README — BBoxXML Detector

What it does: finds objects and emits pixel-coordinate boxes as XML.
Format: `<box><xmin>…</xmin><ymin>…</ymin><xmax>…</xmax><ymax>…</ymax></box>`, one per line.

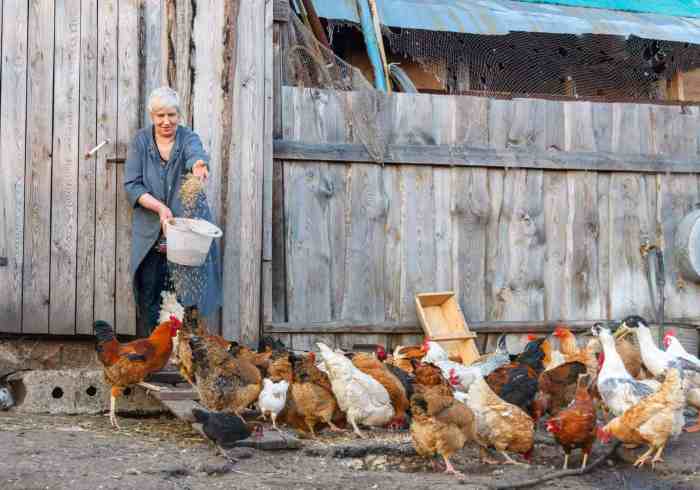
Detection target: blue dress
<box><xmin>123</xmin><ymin>125</ymin><xmax>222</xmax><ymax>335</ymax></box>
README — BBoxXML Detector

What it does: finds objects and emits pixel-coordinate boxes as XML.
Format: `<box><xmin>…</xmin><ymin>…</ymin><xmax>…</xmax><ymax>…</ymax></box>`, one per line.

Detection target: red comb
<box><xmin>169</xmin><ymin>315</ymin><xmax>181</xmax><ymax>326</ymax></box>
<box><xmin>666</xmin><ymin>330</ymin><xmax>676</xmax><ymax>337</ymax></box>
<box><xmin>527</xmin><ymin>334</ymin><xmax>537</xmax><ymax>341</ymax></box>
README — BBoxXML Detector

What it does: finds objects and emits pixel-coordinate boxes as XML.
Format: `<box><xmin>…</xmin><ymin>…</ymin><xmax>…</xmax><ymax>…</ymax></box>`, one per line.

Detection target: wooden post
<box><xmin>221</xmin><ymin>0</ymin><xmax>269</xmax><ymax>347</ymax></box>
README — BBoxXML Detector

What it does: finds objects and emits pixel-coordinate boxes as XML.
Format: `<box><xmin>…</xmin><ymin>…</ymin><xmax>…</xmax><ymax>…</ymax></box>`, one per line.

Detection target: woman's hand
<box><xmin>192</xmin><ymin>160</ymin><xmax>209</xmax><ymax>183</ymax></box>
<box><xmin>158</xmin><ymin>204</ymin><xmax>174</xmax><ymax>231</ymax></box>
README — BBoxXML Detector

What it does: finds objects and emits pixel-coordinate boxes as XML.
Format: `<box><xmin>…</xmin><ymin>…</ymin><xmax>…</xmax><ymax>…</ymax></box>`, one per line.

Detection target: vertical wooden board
<box><xmin>0</xmin><ymin>1</ymin><xmax>28</xmax><ymax>333</ymax></box>
<box><xmin>542</xmin><ymin>100</ymin><xmax>569</xmax><ymax>320</ymax></box>
<box><xmin>262</xmin><ymin>0</ymin><xmax>274</xmax><ymax>262</ymax></box>
<box><xmin>282</xmin><ymin>88</ymin><xmax>347</xmax><ymax>345</ymax></box>
<box><xmin>141</xmin><ymin>0</ymin><xmax>163</xmax><ymax>126</ymax></box>
<box><xmin>223</xmin><ymin>0</ymin><xmax>266</xmax><ymax>346</ymax></box>
<box><xmin>431</xmin><ymin>95</ymin><xmax>454</xmax><ymax>295</ymax></box>
<box><xmin>172</xmin><ymin>0</ymin><xmax>194</xmax><ymax>125</ymax></box>
<box><xmin>392</xmin><ymin>94</ymin><xmax>437</xmax><ymax>323</ymax></box>
<box><xmin>608</xmin><ymin>104</ymin><xmax>656</xmax><ymax>320</ymax></box>
<box><xmin>452</xmin><ymin>96</ymin><xmax>489</xmax><ymax>322</ymax></box>
<box><xmin>382</xmin><ymin>157</ymin><xmax>402</xmax><ymax>322</ymax></box>
<box><xmin>597</xmin><ymin>171</ymin><xmax>611</xmax><ymax>320</ymax></box>
<box><xmin>49</xmin><ymin>1</ymin><xmax>81</xmax><ymax>334</ymax></box>
<box><xmin>192</xmin><ymin>0</ymin><xmax>226</xmax><ymax>223</ymax></box>
<box><xmin>95</xmin><ymin>0</ymin><xmax>119</xmax><ymax>327</ymax></box>
<box><xmin>491</xmin><ymin>99</ymin><xmax>545</xmax><ymax>321</ymax></box>
<box><xmin>115</xmin><ymin>0</ymin><xmax>140</xmax><ymax>336</ymax></box>
<box><xmin>341</xmin><ymin>91</ymin><xmax>389</xmax><ymax>323</ymax></box>
<box><xmin>652</xmin><ymin>105</ymin><xmax>700</xmax><ymax>318</ymax></box>
<box><xmin>564</xmin><ymin>101</ymin><xmax>601</xmax><ymax>320</ymax></box>
<box><xmin>22</xmin><ymin>0</ymin><xmax>55</xmax><ymax>333</ymax></box>
<box><xmin>271</xmin><ymin>22</ymin><xmax>286</xmax><ymax>323</ymax></box>
<box><xmin>76</xmin><ymin>0</ymin><xmax>98</xmax><ymax>335</ymax></box>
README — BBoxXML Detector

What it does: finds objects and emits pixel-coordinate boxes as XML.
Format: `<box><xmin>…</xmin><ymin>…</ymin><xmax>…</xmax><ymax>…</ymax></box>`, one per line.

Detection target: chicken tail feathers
<box><xmin>192</xmin><ymin>407</ymin><xmax>209</xmax><ymax>424</ymax></box>
<box><xmin>94</xmin><ymin>320</ymin><xmax>115</xmax><ymax>343</ymax></box>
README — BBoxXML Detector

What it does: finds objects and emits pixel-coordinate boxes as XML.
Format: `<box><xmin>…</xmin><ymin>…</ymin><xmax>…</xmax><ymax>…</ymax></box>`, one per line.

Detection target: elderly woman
<box><xmin>124</xmin><ymin>86</ymin><xmax>222</xmax><ymax>337</ymax></box>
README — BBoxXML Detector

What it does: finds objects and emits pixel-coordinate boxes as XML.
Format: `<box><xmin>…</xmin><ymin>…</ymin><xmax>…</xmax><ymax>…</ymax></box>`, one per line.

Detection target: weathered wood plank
<box><xmin>0</xmin><ymin>1</ymin><xmax>28</xmax><ymax>333</ymax></box>
<box><xmin>342</xmin><ymin>91</ymin><xmax>388</xmax><ymax>322</ymax></box>
<box><xmin>49</xmin><ymin>1</ymin><xmax>81</xmax><ymax>334</ymax></box>
<box><xmin>272</xmin><ymin>140</ymin><xmax>700</xmax><ymax>174</ymax></box>
<box><xmin>564</xmin><ymin>101</ymin><xmax>602</xmax><ymax>320</ymax></box>
<box><xmin>75</xmin><ymin>0</ymin><xmax>98</xmax><ymax>335</ymax></box>
<box><xmin>192</xmin><ymin>0</ymin><xmax>226</xmax><ymax>224</ymax></box>
<box><xmin>170</xmin><ymin>0</ymin><xmax>194</xmax><ymax>126</ymax></box>
<box><xmin>262</xmin><ymin>0</ymin><xmax>274</xmax><ymax>264</ymax></box>
<box><xmin>264</xmin><ymin>319</ymin><xmax>646</xmax><ymax>335</ymax></box>
<box><xmin>94</xmin><ymin>0</ymin><xmax>119</xmax><ymax>327</ymax></box>
<box><xmin>22</xmin><ymin>0</ymin><xmax>55</xmax><ymax>333</ymax></box>
<box><xmin>273</xmin><ymin>0</ymin><xmax>290</xmax><ymax>22</ymax></box>
<box><xmin>652</xmin><ymin>105</ymin><xmax>700</xmax><ymax>319</ymax></box>
<box><xmin>452</xmin><ymin>96</ymin><xmax>490</xmax><ymax>322</ymax></box>
<box><xmin>543</xmin><ymin>100</ymin><xmax>569</xmax><ymax>320</ymax></box>
<box><xmin>608</xmin><ymin>104</ymin><xmax>657</xmax><ymax>319</ymax></box>
<box><xmin>271</xmin><ymin>21</ymin><xmax>286</xmax><ymax>323</ymax></box>
<box><xmin>489</xmin><ymin>99</ymin><xmax>546</xmax><ymax>321</ymax></box>
<box><xmin>222</xmin><ymin>0</ymin><xmax>266</xmax><ymax>346</ymax></box>
<box><xmin>141</xmin><ymin>0</ymin><xmax>163</xmax><ymax>126</ymax></box>
<box><xmin>395</xmin><ymin>94</ymin><xmax>437</xmax><ymax>323</ymax></box>
<box><xmin>431</xmin><ymin>95</ymin><xmax>454</xmax><ymax>294</ymax></box>
<box><xmin>115</xmin><ymin>0</ymin><xmax>140</xmax><ymax>336</ymax></box>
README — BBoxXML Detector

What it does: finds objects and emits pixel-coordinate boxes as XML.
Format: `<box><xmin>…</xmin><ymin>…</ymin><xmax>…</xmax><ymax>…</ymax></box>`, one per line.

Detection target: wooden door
<box><xmin>0</xmin><ymin>0</ymin><xmax>161</xmax><ymax>336</ymax></box>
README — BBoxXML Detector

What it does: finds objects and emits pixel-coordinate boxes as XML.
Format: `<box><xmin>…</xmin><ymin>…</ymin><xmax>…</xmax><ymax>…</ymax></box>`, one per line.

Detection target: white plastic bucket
<box><xmin>165</xmin><ymin>218</ymin><xmax>222</xmax><ymax>266</ymax></box>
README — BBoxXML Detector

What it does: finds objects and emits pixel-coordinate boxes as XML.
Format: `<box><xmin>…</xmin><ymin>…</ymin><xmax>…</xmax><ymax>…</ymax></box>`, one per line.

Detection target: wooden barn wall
<box><xmin>271</xmin><ymin>86</ymin><xmax>700</xmax><ymax>351</ymax></box>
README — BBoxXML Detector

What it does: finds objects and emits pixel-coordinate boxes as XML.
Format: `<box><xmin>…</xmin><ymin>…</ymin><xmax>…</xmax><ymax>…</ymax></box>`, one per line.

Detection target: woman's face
<box><xmin>150</xmin><ymin>105</ymin><xmax>179</xmax><ymax>139</ymax></box>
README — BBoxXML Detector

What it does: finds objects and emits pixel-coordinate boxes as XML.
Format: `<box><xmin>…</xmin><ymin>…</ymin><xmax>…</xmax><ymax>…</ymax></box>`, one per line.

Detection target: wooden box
<box><xmin>415</xmin><ymin>291</ymin><xmax>480</xmax><ymax>365</ymax></box>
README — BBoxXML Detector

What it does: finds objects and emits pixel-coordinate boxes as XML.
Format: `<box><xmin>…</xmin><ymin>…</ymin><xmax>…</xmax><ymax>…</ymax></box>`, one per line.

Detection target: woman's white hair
<box><xmin>147</xmin><ymin>86</ymin><xmax>181</xmax><ymax>114</ymax></box>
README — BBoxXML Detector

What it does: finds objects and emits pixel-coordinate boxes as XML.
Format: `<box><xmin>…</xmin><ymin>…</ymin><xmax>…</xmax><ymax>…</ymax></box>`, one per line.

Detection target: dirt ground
<box><xmin>1</xmin><ymin>411</ymin><xmax>700</xmax><ymax>490</ymax></box>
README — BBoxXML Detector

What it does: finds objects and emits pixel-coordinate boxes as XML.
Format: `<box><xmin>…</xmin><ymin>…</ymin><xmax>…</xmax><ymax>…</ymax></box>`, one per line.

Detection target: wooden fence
<box><xmin>0</xmin><ymin>0</ymin><xmax>271</xmax><ymax>345</ymax></box>
<box><xmin>266</xmin><ymin>86</ymin><xmax>700</xmax><ymax>350</ymax></box>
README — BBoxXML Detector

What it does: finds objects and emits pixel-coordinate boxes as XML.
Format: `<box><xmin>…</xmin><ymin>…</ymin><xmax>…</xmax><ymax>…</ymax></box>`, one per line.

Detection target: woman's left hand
<box><xmin>193</xmin><ymin>160</ymin><xmax>209</xmax><ymax>183</ymax></box>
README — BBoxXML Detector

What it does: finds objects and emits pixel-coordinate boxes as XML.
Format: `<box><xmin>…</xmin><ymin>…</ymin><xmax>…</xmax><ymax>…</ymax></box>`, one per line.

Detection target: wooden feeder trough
<box><xmin>415</xmin><ymin>291</ymin><xmax>480</xmax><ymax>365</ymax></box>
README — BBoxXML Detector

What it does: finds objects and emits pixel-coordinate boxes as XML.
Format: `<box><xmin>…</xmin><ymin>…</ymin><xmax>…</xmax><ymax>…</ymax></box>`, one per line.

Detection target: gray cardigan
<box><xmin>123</xmin><ymin>125</ymin><xmax>222</xmax><ymax>317</ymax></box>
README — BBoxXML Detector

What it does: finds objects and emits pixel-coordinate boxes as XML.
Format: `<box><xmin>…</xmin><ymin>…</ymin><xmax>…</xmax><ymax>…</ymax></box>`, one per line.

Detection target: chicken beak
<box><xmin>613</xmin><ymin>323</ymin><xmax>631</xmax><ymax>340</ymax></box>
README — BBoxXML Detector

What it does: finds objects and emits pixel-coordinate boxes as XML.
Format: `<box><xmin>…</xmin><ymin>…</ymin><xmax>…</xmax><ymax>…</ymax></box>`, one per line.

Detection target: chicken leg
<box><xmin>327</xmin><ymin>421</ymin><xmax>346</xmax><ymax>433</ymax></box>
<box><xmin>442</xmin><ymin>456</ymin><xmax>464</xmax><ymax>478</ymax></box>
<box><xmin>348</xmin><ymin>415</ymin><xmax>367</xmax><ymax>439</ymax></box>
<box><xmin>500</xmin><ymin>451</ymin><xmax>529</xmax><ymax>466</ymax></box>
<box><xmin>650</xmin><ymin>444</ymin><xmax>665</xmax><ymax>469</ymax></box>
<box><xmin>109</xmin><ymin>391</ymin><xmax>121</xmax><ymax>429</ymax></box>
<box><xmin>581</xmin><ymin>452</ymin><xmax>589</xmax><ymax>470</ymax></box>
<box><xmin>633</xmin><ymin>446</ymin><xmax>655</xmax><ymax>468</ymax></box>
<box><xmin>479</xmin><ymin>447</ymin><xmax>501</xmax><ymax>465</ymax></box>
<box><xmin>562</xmin><ymin>453</ymin><xmax>569</xmax><ymax>470</ymax></box>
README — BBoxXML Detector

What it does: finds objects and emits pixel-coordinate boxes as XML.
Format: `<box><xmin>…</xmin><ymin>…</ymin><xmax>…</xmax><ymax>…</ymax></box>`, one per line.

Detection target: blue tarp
<box><xmin>514</xmin><ymin>1</ymin><xmax>700</xmax><ymax>19</ymax></box>
<box><xmin>312</xmin><ymin>0</ymin><xmax>700</xmax><ymax>44</ymax></box>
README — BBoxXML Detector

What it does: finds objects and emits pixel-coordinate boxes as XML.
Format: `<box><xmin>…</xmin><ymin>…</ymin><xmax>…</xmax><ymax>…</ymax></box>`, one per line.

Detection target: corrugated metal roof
<box><xmin>514</xmin><ymin>1</ymin><xmax>700</xmax><ymax>19</ymax></box>
<box><xmin>312</xmin><ymin>0</ymin><xmax>700</xmax><ymax>44</ymax></box>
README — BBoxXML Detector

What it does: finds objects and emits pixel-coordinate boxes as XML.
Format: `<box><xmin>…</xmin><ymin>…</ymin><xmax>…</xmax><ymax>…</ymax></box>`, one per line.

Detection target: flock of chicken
<box><xmin>94</xmin><ymin>306</ymin><xmax>700</xmax><ymax>479</ymax></box>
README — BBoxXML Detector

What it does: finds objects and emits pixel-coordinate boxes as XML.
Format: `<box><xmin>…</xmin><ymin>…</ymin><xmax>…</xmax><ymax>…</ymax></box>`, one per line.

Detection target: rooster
<box><xmin>94</xmin><ymin>317</ymin><xmax>181</xmax><ymax>429</ymax></box>
<box><xmin>317</xmin><ymin>342</ymin><xmax>393</xmax><ymax>438</ymax></box>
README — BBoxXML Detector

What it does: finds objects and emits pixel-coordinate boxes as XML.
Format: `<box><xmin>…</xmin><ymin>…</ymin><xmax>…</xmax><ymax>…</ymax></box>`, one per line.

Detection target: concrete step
<box><xmin>7</xmin><ymin>369</ymin><xmax>164</xmax><ymax>415</ymax></box>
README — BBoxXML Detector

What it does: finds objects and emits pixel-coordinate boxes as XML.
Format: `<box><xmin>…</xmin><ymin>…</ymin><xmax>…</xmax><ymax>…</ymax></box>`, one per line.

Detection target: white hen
<box><xmin>316</xmin><ymin>342</ymin><xmax>393</xmax><ymax>438</ymax></box>
<box><xmin>423</xmin><ymin>341</ymin><xmax>507</xmax><ymax>393</ymax></box>
<box><xmin>258</xmin><ymin>378</ymin><xmax>289</xmax><ymax>430</ymax></box>
<box><xmin>592</xmin><ymin>324</ymin><xmax>659</xmax><ymax>417</ymax></box>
